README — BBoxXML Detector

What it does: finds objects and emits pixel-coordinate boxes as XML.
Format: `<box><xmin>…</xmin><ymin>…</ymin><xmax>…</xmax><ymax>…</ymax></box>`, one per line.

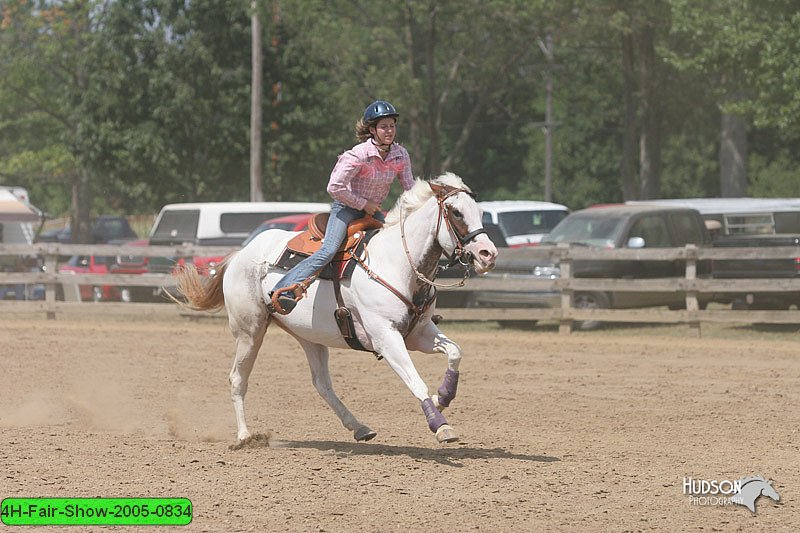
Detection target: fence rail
<box><xmin>1</xmin><ymin>243</ymin><xmax>798</xmax><ymax>333</ymax></box>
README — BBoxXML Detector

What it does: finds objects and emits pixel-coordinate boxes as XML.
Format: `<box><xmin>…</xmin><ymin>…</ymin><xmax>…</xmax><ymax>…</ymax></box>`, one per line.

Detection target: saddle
<box><xmin>285</xmin><ymin>212</ymin><xmax>384</xmax><ymax>261</ymax></box>
<box><xmin>274</xmin><ymin>213</ymin><xmax>383</xmax><ymax>279</ymax></box>
<box><xmin>271</xmin><ymin>213</ymin><xmax>384</xmax><ymax>353</ymax></box>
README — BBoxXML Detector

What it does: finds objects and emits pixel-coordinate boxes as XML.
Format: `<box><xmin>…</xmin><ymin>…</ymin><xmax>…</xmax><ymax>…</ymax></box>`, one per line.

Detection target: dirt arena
<box><xmin>1</xmin><ymin>311</ymin><xmax>798</xmax><ymax>532</ymax></box>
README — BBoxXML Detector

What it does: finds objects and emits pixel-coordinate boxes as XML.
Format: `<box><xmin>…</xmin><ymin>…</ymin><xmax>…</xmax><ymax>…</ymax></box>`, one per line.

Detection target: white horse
<box><xmin>174</xmin><ymin>172</ymin><xmax>498</xmax><ymax>445</ymax></box>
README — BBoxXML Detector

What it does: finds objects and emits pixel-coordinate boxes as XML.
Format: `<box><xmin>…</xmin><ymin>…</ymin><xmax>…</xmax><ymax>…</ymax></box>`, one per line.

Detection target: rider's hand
<box><xmin>363</xmin><ymin>201</ymin><xmax>381</xmax><ymax>216</ymax></box>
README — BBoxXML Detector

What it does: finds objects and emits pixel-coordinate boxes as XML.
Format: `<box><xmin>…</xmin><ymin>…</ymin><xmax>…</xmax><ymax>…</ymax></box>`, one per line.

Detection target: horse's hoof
<box><xmin>431</xmin><ymin>394</ymin><xmax>447</xmax><ymax>411</ymax></box>
<box><xmin>354</xmin><ymin>426</ymin><xmax>377</xmax><ymax>442</ymax></box>
<box><xmin>435</xmin><ymin>424</ymin><xmax>459</xmax><ymax>444</ymax></box>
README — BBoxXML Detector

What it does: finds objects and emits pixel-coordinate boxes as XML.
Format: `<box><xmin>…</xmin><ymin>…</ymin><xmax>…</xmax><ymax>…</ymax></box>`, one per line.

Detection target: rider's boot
<box><xmin>268</xmin><ymin>284</ymin><xmax>304</xmax><ymax>315</ymax></box>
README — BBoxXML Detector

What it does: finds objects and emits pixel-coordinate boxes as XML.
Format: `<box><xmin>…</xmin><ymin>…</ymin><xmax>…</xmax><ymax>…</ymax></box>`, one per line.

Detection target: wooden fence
<box><xmin>1</xmin><ymin>242</ymin><xmax>798</xmax><ymax>335</ymax></box>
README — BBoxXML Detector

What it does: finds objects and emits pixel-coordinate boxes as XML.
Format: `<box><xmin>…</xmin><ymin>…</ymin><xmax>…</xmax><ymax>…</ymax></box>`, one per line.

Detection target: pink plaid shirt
<box><xmin>327</xmin><ymin>140</ymin><xmax>415</xmax><ymax>210</ymax></box>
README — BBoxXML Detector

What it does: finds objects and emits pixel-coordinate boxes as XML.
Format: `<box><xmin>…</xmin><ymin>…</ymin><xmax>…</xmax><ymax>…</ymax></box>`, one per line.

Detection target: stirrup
<box><xmin>268</xmin><ymin>285</ymin><xmax>304</xmax><ymax>315</ymax></box>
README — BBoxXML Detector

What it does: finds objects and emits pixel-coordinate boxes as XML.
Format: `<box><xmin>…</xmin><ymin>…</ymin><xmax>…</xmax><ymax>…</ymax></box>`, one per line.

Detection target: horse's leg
<box><xmin>405</xmin><ymin>320</ymin><xmax>462</xmax><ymax>412</ymax></box>
<box><xmin>225</xmin><ymin>282</ymin><xmax>270</xmax><ymax>444</ymax></box>
<box><xmin>228</xmin><ymin>317</ymin><xmax>268</xmax><ymax>443</ymax></box>
<box><xmin>296</xmin><ymin>338</ymin><xmax>377</xmax><ymax>442</ymax></box>
<box><xmin>372</xmin><ymin>329</ymin><xmax>459</xmax><ymax>443</ymax></box>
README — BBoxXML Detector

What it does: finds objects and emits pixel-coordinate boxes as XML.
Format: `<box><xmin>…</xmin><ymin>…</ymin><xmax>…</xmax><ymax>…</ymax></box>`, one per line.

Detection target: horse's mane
<box><xmin>384</xmin><ymin>172</ymin><xmax>472</xmax><ymax>227</ymax></box>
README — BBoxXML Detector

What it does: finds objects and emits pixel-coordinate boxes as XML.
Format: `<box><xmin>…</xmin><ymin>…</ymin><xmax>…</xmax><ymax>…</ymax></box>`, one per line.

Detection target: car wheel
<box><xmin>573</xmin><ymin>291</ymin><xmax>610</xmax><ymax>331</ymax></box>
<box><xmin>92</xmin><ymin>286</ymin><xmax>103</xmax><ymax>302</ymax></box>
<box><xmin>120</xmin><ymin>288</ymin><xmax>132</xmax><ymax>303</ymax></box>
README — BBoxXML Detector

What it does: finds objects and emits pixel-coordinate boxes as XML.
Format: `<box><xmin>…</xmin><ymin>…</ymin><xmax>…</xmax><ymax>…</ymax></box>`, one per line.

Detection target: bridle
<box><xmin>347</xmin><ymin>182</ymin><xmax>488</xmax><ymax>337</ymax></box>
<box><xmin>400</xmin><ymin>182</ymin><xmax>488</xmax><ymax>289</ymax></box>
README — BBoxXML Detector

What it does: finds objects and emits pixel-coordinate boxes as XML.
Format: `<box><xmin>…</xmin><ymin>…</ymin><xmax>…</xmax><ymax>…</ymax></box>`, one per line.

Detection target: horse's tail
<box><xmin>172</xmin><ymin>255</ymin><xmax>231</xmax><ymax>312</ymax></box>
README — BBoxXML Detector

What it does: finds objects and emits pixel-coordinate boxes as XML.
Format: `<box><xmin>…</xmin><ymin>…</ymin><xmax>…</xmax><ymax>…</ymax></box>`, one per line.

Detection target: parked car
<box><xmin>58</xmin><ymin>254</ymin><xmax>120</xmax><ymax>302</ymax></box>
<box><xmin>0</xmin><ymin>257</ymin><xmax>44</xmax><ymax>301</ymax></box>
<box><xmin>435</xmin><ymin>222</ymin><xmax>508</xmax><ymax>309</ymax></box>
<box><xmin>37</xmin><ymin>215</ymin><xmax>138</xmax><ymax>244</ymax></box>
<box><xmin>241</xmin><ymin>213</ymin><xmax>314</xmax><ymax>247</ymax></box>
<box><xmin>106</xmin><ymin>239</ymin><xmax>169</xmax><ymax>303</ymax></box>
<box><xmin>479</xmin><ymin>200</ymin><xmax>569</xmax><ymax>247</ymax></box>
<box><xmin>464</xmin><ymin>205</ymin><xmax>713</xmax><ymax>330</ymax></box>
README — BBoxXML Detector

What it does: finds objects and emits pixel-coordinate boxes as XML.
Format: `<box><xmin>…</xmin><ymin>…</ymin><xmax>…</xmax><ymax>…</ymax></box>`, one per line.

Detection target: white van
<box><xmin>479</xmin><ymin>200</ymin><xmax>570</xmax><ymax>247</ymax></box>
<box><xmin>149</xmin><ymin>201</ymin><xmax>330</xmax><ymax>246</ymax></box>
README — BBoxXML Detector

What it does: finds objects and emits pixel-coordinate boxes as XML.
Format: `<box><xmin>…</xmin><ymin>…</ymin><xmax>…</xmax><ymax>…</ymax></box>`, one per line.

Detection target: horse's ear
<box><xmin>429</xmin><ymin>182</ymin><xmax>444</xmax><ymax>195</ymax></box>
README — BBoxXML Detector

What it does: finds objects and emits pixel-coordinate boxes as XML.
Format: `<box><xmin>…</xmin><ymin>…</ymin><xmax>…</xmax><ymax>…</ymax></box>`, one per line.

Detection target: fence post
<box><xmin>558</xmin><ymin>244</ymin><xmax>573</xmax><ymax>335</ymax></box>
<box><xmin>684</xmin><ymin>244</ymin><xmax>700</xmax><ymax>337</ymax></box>
<box><xmin>44</xmin><ymin>248</ymin><xmax>57</xmax><ymax>320</ymax></box>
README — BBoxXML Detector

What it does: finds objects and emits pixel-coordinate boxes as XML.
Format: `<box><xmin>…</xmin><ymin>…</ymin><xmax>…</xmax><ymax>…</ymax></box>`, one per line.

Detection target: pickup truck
<box><xmin>445</xmin><ymin>205</ymin><xmax>713</xmax><ymax>330</ymax></box>
<box><xmin>711</xmin><ymin>234</ymin><xmax>800</xmax><ymax>310</ymax></box>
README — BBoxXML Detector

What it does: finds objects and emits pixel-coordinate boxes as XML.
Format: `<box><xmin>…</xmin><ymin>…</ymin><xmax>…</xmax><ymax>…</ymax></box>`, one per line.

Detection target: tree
<box><xmin>0</xmin><ymin>0</ymin><xmax>98</xmax><ymax>240</ymax></box>
<box><xmin>666</xmin><ymin>0</ymin><xmax>800</xmax><ymax>197</ymax></box>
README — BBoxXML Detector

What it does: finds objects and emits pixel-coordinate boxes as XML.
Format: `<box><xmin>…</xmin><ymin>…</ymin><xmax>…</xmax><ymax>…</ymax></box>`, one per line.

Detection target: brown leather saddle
<box><xmin>285</xmin><ymin>212</ymin><xmax>383</xmax><ymax>261</ymax></box>
<box><xmin>277</xmin><ymin>213</ymin><xmax>383</xmax><ymax>279</ymax></box>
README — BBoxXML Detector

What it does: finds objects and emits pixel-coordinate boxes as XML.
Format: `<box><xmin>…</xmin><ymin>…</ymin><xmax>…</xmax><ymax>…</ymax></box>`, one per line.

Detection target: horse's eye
<box><xmin>452</xmin><ymin>209</ymin><xmax>463</xmax><ymax>219</ymax></box>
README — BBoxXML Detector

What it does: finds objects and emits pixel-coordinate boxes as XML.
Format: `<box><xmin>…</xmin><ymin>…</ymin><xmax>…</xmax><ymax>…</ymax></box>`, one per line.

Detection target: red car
<box><xmin>188</xmin><ymin>214</ymin><xmax>315</xmax><ymax>278</ymax></box>
<box><xmin>241</xmin><ymin>213</ymin><xmax>314</xmax><ymax>246</ymax></box>
<box><xmin>58</xmin><ymin>255</ymin><xmax>120</xmax><ymax>302</ymax></box>
<box><xmin>110</xmin><ymin>239</ymin><xmax>168</xmax><ymax>302</ymax></box>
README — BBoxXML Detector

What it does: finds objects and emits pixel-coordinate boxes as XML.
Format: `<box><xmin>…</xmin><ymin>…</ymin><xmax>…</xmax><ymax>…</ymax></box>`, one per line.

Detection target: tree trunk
<box><xmin>71</xmin><ymin>169</ymin><xmax>92</xmax><ymax>244</ymax></box>
<box><xmin>621</xmin><ymin>32</ymin><xmax>638</xmax><ymax>200</ymax></box>
<box><xmin>637</xmin><ymin>24</ymin><xmax>662</xmax><ymax>199</ymax></box>
<box><xmin>541</xmin><ymin>34</ymin><xmax>554</xmax><ymax>202</ymax></box>
<box><xmin>719</xmin><ymin>110</ymin><xmax>747</xmax><ymax>197</ymax></box>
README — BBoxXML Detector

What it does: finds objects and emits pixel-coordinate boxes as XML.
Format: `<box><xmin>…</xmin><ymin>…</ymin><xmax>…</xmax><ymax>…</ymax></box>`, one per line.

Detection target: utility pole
<box><xmin>538</xmin><ymin>34</ymin><xmax>554</xmax><ymax>202</ymax></box>
<box><xmin>250</xmin><ymin>0</ymin><xmax>264</xmax><ymax>202</ymax></box>
<box><xmin>270</xmin><ymin>2</ymin><xmax>282</xmax><ymax>197</ymax></box>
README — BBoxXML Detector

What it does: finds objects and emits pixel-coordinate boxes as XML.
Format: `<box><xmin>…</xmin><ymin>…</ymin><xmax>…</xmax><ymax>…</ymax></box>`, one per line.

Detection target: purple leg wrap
<box><xmin>437</xmin><ymin>368</ymin><xmax>459</xmax><ymax>407</ymax></box>
<box><xmin>422</xmin><ymin>398</ymin><xmax>448</xmax><ymax>432</ymax></box>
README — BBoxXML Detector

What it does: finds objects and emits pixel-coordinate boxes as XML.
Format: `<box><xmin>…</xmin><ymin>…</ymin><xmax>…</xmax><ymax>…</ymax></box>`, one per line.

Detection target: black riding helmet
<box><xmin>363</xmin><ymin>100</ymin><xmax>399</xmax><ymax>123</ymax></box>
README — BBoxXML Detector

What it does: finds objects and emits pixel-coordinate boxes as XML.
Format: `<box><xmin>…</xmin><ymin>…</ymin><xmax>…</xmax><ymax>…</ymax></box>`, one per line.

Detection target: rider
<box><xmin>269</xmin><ymin>100</ymin><xmax>416</xmax><ymax>314</ymax></box>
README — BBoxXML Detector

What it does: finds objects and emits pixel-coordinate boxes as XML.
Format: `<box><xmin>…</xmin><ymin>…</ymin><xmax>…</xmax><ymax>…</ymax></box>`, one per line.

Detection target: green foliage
<box><xmin>2</xmin><ymin>0</ymin><xmax>800</xmax><ymax>224</ymax></box>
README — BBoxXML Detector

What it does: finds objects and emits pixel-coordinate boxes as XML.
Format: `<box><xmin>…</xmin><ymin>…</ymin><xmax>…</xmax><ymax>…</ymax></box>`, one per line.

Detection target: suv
<box><xmin>479</xmin><ymin>200</ymin><xmax>569</xmax><ymax>247</ymax></box>
<box><xmin>470</xmin><ymin>205</ymin><xmax>712</xmax><ymax>329</ymax></box>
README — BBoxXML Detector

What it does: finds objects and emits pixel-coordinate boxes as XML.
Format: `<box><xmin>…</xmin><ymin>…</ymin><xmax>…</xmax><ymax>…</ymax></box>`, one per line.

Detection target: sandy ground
<box><xmin>1</xmin><ymin>312</ymin><xmax>798</xmax><ymax>532</ymax></box>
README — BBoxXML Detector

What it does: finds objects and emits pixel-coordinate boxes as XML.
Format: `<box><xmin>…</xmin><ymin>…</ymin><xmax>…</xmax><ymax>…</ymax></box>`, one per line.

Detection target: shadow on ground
<box><xmin>265</xmin><ymin>439</ymin><xmax>560</xmax><ymax>467</ymax></box>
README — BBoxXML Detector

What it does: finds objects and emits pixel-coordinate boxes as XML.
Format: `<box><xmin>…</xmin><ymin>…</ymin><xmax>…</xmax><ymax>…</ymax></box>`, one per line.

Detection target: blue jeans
<box><xmin>272</xmin><ymin>201</ymin><xmax>384</xmax><ymax>292</ymax></box>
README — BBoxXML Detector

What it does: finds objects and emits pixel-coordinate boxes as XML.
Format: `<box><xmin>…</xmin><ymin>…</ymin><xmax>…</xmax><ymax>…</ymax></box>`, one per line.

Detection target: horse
<box><xmin>730</xmin><ymin>476</ymin><xmax>780</xmax><ymax>513</ymax></box>
<box><xmin>174</xmin><ymin>172</ymin><xmax>499</xmax><ymax>445</ymax></box>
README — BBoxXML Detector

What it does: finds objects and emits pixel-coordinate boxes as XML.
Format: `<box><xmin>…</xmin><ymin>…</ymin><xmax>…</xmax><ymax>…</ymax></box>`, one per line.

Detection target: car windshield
<box><xmin>497</xmin><ymin>210</ymin><xmax>568</xmax><ymax>237</ymax></box>
<box><xmin>541</xmin><ymin>213</ymin><xmax>625</xmax><ymax>247</ymax></box>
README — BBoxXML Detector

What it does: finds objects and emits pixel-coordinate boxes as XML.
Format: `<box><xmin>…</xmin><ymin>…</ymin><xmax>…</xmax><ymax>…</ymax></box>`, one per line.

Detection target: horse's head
<box><xmin>761</xmin><ymin>480</ymin><xmax>781</xmax><ymax>502</ymax></box>
<box><xmin>429</xmin><ymin>174</ymin><xmax>498</xmax><ymax>274</ymax></box>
